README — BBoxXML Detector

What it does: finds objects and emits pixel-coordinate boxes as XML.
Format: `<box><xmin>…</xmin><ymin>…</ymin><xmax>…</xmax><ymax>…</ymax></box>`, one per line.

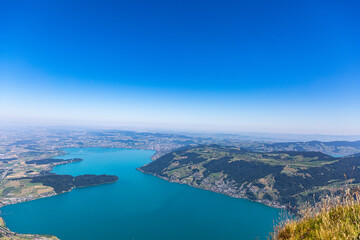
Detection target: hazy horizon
<box><xmin>1</xmin><ymin>121</ymin><xmax>360</xmax><ymax>143</ymax></box>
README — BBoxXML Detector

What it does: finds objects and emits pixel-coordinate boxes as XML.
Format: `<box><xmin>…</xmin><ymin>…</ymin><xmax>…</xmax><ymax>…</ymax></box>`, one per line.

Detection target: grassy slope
<box><xmin>273</xmin><ymin>189</ymin><xmax>360</xmax><ymax>240</ymax></box>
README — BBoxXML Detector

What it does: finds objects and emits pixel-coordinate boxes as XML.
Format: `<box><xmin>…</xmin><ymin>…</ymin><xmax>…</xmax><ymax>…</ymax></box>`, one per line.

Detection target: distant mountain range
<box><xmin>244</xmin><ymin>140</ymin><xmax>360</xmax><ymax>157</ymax></box>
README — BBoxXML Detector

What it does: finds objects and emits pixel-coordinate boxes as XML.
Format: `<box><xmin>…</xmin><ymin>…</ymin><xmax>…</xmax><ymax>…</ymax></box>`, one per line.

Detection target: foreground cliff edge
<box><xmin>0</xmin><ymin>157</ymin><xmax>118</xmax><ymax>239</ymax></box>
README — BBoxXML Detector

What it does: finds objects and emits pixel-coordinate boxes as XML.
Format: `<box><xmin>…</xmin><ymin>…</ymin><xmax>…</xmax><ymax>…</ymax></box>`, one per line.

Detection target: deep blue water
<box><xmin>1</xmin><ymin>148</ymin><xmax>280</xmax><ymax>239</ymax></box>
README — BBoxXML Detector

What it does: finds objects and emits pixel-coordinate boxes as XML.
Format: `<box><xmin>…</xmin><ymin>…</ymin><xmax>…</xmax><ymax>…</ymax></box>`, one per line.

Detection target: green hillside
<box><xmin>140</xmin><ymin>145</ymin><xmax>360</xmax><ymax>209</ymax></box>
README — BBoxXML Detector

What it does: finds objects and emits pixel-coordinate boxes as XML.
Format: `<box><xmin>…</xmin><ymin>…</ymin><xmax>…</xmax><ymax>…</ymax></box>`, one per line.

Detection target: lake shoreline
<box><xmin>0</xmin><ymin>150</ymin><xmax>119</xmax><ymax>240</ymax></box>
<box><xmin>137</xmin><ymin>168</ymin><xmax>286</xmax><ymax>209</ymax></box>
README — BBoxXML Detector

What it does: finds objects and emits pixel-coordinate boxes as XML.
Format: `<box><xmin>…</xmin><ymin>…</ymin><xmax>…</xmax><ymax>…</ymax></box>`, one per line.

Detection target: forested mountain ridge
<box><xmin>140</xmin><ymin>145</ymin><xmax>360</xmax><ymax>209</ymax></box>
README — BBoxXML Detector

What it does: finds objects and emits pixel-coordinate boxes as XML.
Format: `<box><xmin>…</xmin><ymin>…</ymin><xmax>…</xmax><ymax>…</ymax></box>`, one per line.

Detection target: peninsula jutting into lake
<box><xmin>140</xmin><ymin>144</ymin><xmax>360</xmax><ymax>210</ymax></box>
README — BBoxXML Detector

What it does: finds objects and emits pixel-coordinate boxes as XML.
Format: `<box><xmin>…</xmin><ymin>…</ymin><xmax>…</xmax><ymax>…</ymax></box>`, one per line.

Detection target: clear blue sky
<box><xmin>1</xmin><ymin>0</ymin><xmax>359</xmax><ymax>134</ymax></box>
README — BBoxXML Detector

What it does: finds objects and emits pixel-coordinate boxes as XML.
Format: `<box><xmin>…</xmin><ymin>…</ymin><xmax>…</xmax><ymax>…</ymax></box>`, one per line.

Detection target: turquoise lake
<box><xmin>1</xmin><ymin>148</ymin><xmax>280</xmax><ymax>239</ymax></box>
